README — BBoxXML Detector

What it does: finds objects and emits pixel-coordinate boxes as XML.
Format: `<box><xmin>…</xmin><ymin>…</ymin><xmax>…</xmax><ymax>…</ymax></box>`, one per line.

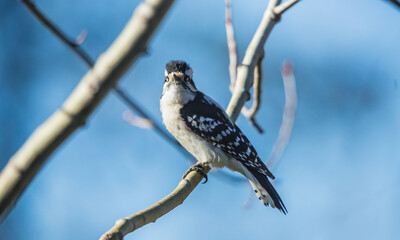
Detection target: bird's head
<box><xmin>164</xmin><ymin>60</ymin><xmax>197</xmax><ymax>92</ymax></box>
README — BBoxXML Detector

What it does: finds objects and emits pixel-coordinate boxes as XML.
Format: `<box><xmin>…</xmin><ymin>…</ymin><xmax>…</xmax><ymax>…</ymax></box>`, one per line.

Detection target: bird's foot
<box><xmin>182</xmin><ymin>163</ymin><xmax>208</xmax><ymax>184</ymax></box>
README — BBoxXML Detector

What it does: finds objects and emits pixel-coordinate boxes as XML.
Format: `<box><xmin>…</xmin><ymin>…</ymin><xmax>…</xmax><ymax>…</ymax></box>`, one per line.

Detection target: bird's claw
<box><xmin>182</xmin><ymin>163</ymin><xmax>208</xmax><ymax>184</ymax></box>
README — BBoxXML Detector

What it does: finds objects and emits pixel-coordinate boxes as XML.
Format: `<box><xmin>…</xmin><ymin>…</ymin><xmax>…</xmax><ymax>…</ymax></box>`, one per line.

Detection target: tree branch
<box><xmin>226</xmin><ymin>0</ymin><xmax>298</xmax><ymax>122</ymax></box>
<box><xmin>113</xmin><ymin>87</ymin><xmax>195</xmax><ymax>161</ymax></box>
<box><xmin>100</xmin><ymin>166</ymin><xmax>211</xmax><ymax>240</ymax></box>
<box><xmin>100</xmin><ymin>1</ymin><xmax>299</xmax><ymax>239</ymax></box>
<box><xmin>266</xmin><ymin>61</ymin><xmax>297</xmax><ymax>169</ymax></box>
<box><xmin>387</xmin><ymin>0</ymin><xmax>400</xmax><ymax>9</ymax></box>
<box><xmin>225</xmin><ymin>0</ymin><xmax>238</xmax><ymax>91</ymax></box>
<box><xmin>274</xmin><ymin>0</ymin><xmax>300</xmax><ymax>16</ymax></box>
<box><xmin>0</xmin><ymin>0</ymin><xmax>175</xmax><ymax>221</ymax></box>
<box><xmin>19</xmin><ymin>0</ymin><xmax>94</xmax><ymax>67</ymax></box>
<box><xmin>241</xmin><ymin>49</ymin><xmax>265</xmax><ymax>133</ymax></box>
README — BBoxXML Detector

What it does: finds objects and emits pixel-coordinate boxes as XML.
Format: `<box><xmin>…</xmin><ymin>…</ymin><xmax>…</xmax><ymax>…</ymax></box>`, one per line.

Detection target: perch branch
<box><xmin>0</xmin><ymin>0</ymin><xmax>175</xmax><ymax>221</ymax></box>
<box><xmin>266</xmin><ymin>61</ymin><xmax>297</xmax><ymax>169</ymax></box>
<box><xmin>100</xmin><ymin>1</ymin><xmax>300</xmax><ymax>239</ymax></box>
<box><xmin>100</xmin><ymin>166</ymin><xmax>211</xmax><ymax>240</ymax></box>
<box><xmin>226</xmin><ymin>0</ymin><xmax>299</xmax><ymax>122</ymax></box>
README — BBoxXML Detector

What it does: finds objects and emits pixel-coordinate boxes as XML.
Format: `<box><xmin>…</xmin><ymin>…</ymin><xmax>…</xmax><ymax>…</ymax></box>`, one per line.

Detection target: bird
<box><xmin>160</xmin><ymin>60</ymin><xmax>287</xmax><ymax>214</ymax></box>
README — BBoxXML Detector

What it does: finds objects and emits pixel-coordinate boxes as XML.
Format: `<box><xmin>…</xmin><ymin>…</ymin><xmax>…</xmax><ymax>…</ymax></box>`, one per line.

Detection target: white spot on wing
<box><xmin>246</xmin><ymin>147</ymin><xmax>251</xmax><ymax>156</ymax></box>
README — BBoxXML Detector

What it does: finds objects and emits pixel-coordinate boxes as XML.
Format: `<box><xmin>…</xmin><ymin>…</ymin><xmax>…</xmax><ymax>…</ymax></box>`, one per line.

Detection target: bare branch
<box><xmin>0</xmin><ymin>0</ymin><xmax>175</xmax><ymax>221</ymax></box>
<box><xmin>225</xmin><ymin>0</ymin><xmax>239</xmax><ymax>91</ymax></box>
<box><xmin>123</xmin><ymin>111</ymin><xmax>154</xmax><ymax>129</ymax></box>
<box><xmin>113</xmin><ymin>87</ymin><xmax>195</xmax><ymax>160</ymax></box>
<box><xmin>226</xmin><ymin>0</ymin><xmax>298</xmax><ymax>121</ymax></box>
<box><xmin>266</xmin><ymin>61</ymin><xmax>297</xmax><ymax>169</ymax></box>
<box><xmin>100</xmin><ymin>165</ymin><xmax>211</xmax><ymax>240</ymax></box>
<box><xmin>75</xmin><ymin>29</ymin><xmax>89</xmax><ymax>46</ymax></box>
<box><xmin>242</xmin><ymin>49</ymin><xmax>264</xmax><ymax>133</ymax></box>
<box><xmin>274</xmin><ymin>0</ymin><xmax>300</xmax><ymax>16</ymax></box>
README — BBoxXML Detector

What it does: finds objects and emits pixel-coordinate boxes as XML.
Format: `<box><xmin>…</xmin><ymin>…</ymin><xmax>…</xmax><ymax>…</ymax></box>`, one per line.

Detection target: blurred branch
<box><xmin>226</xmin><ymin>0</ymin><xmax>299</xmax><ymax>122</ymax></box>
<box><xmin>0</xmin><ymin>0</ymin><xmax>175</xmax><ymax>221</ymax></box>
<box><xmin>266</xmin><ymin>61</ymin><xmax>297</xmax><ymax>169</ymax></box>
<box><xmin>20</xmin><ymin>0</ymin><xmax>94</xmax><ymax>67</ymax></box>
<box><xmin>20</xmin><ymin>0</ymin><xmax>179</xmax><ymax>144</ymax></box>
<box><xmin>123</xmin><ymin>111</ymin><xmax>154</xmax><ymax>129</ymax></box>
<box><xmin>100</xmin><ymin>1</ymin><xmax>299</xmax><ymax>239</ymax></box>
<box><xmin>114</xmin><ymin>87</ymin><xmax>195</xmax><ymax>161</ymax></box>
<box><xmin>241</xmin><ymin>50</ymin><xmax>264</xmax><ymax>133</ymax></box>
<box><xmin>225</xmin><ymin>0</ymin><xmax>238</xmax><ymax>91</ymax></box>
<box><xmin>387</xmin><ymin>0</ymin><xmax>400</xmax><ymax>8</ymax></box>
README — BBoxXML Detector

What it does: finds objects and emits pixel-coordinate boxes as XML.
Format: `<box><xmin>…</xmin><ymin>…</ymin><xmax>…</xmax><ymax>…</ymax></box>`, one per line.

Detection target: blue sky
<box><xmin>1</xmin><ymin>0</ymin><xmax>400</xmax><ymax>239</ymax></box>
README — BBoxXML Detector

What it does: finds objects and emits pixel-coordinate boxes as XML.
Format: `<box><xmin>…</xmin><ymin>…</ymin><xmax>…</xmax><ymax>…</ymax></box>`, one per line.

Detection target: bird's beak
<box><xmin>168</xmin><ymin>72</ymin><xmax>184</xmax><ymax>83</ymax></box>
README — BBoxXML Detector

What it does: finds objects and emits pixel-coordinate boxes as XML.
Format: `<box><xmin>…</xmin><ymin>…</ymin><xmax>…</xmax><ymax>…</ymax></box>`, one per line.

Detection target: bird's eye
<box><xmin>165</xmin><ymin>76</ymin><xmax>169</xmax><ymax>82</ymax></box>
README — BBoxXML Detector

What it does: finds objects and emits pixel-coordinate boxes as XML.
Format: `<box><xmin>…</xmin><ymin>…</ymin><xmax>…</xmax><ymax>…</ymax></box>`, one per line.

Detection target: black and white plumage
<box><xmin>160</xmin><ymin>60</ymin><xmax>287</xmax><ymax>214</ymax></box>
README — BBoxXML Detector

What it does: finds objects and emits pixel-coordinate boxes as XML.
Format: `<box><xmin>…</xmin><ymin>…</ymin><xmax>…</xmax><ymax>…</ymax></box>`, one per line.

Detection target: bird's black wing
<box><xmin>180</xmin><ymin>92</ymin><xmax>287</xmax><ymax>213</ymax></box>
<box><xmin>180</xmin><ymin>92</ymin><xmax>274</xmax><ymax>179</ymax></box>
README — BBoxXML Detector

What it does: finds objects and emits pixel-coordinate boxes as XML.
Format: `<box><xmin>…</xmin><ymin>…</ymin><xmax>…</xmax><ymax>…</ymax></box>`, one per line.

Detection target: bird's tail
<box><xmin>242</xmin><ymin>166</ymin><xmax>287</xmax><ymax>214</ymax></box>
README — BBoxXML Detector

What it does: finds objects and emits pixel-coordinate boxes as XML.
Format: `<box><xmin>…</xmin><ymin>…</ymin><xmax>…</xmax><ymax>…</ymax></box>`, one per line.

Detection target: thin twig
<box><xmin>242</xmin><ymin>49</ymin><xmax>265</xmax><ymax>133</ymax></box>
<box><xmin>19</xmin><ymin>0</ymin><xmax>94</xmax><ymax>67</ymax></box>
<box><xmin>123</xmin><ymin>111</ymin><xmax>155</xmax><ymax>129</ymax></box>
<box><xmin>274</xmin><ymin>0</ymin><xmax>300</xmax><ymax>15</ymax></box>
<box><xmin>225</xmin><ymin>0</ymin><xmax>238</xmax><ymax>91</ymax></box>
<box><xmin>114</xmin><ymin>87</ymin><xmax>178</xmax><ymax>145</ymax></box>
<box><xmin>266</xmin><ymin>61</ymin><xmax>297</xmax><ymax>169</ymax></box>
<box><xmin>0</xmin><ymin>0</ymin><xmax>175</xmax><ymax>221</ymax></box>
<box><xmin>113</xmin><ymin>87</ymin><xmax>195</xmax><ymax>161</ymax></box>
<box><xmin>101</xmin><ymin>1</ymin><xmax>299</xmax><ymax>239</ymax></box>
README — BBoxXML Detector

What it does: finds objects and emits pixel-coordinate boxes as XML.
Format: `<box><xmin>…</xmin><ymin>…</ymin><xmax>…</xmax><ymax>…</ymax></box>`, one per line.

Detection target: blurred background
<box><xmin>1</xmin><ymin>0</ymin><xmax>400</xmax><ymax>239</ymax></box>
